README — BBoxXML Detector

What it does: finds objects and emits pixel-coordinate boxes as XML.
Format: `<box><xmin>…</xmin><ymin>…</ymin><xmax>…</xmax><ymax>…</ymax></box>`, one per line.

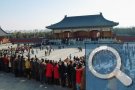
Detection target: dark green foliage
<box><xmin>9</xmin><ymin>30</ymin><xmax>52</xmax><ymax>39</ymax></box>
<box><xmin>113</xmin><ymin>27</ymin><xmax>135</xmax><ymax>36</ymax></box>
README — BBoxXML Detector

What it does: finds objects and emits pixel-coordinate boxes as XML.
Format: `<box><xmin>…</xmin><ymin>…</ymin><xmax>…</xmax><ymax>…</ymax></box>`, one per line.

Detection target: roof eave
<box><xmin>49</xmin><ymin>25</ymin><xmax>117</xmax><ymax>30</ymax></box>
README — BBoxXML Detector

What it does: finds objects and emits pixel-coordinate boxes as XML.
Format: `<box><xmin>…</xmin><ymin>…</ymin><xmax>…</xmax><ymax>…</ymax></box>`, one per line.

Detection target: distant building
<box><xmin>113</xmin><ymin>28</ymin><xmax>135</xmax><ymax>42</ymax></box>
<box><xmin>0</xmin><ymin>27</ymin><xmax>9</xmax><ymax>44</ymax></box>
<box><xmin>47</xmin><ymin>13</ymin><xmax>118</xmax><ymax>44</ymax></box>
<box><xmin>10</xmin><ymin>38</ymin><xmax>44</xmax><ymax>44</ymax></box>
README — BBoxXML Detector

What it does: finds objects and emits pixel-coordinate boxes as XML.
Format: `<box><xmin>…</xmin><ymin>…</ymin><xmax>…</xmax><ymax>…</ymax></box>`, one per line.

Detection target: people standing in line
<box><xmin>67</xmin><ymin>61</ymin><xmax>73</xmax><ymax>88</ymax></box>
<box><xmin>51</xmin><ymin>60</ymin><xmax>55</xmax><ymax>84</ymax></box>
<box><xmin>76</xmin><ymin>63</ymin><xmax>83</xmax><ymax>90</ymax></box>
<box><xmin>3</xmin><ymin>54</ymin><xmax>9</xmax><ymax>72</ymax></box>
<box><xmin>71</xmin><ymin>61</ymin><xmax>76</xmax><ymax>90</ymax></box>
<box><xmin>0</xmin><ymin>46</ymin><xmax>86</xmax><ymax>90</ymax></box>
<box><xmin>30</xmin><ymin>58</ymin><xmax>35</xmax><ymax>79</ymax></box>
<box><xmin>45</xmin><ymin>60</ymin><xmax>53</xmax><ymax>84</ymax></box>
<box><xmin>35</xmin><ymin>58</ymin><xmax>40</xmax><ymax>81</ymax></box>
<box><xmin>39</xmin><ymin>59</ymin><xmax>46</xmax><ymax>84</ymax></box>
<box><xmin>17</xmin><ymin>55</ymin><xmax>22</xmax><ymax>76</ymax></box>
<box><xmin>1</xmin><ymin>55</ymin><xmax>4</xmax><ymax>71</ymax></box>
<box><xmin>80</xmin><ymin>66</ymin><xmax>85</xmax><ymax>90</ymax></box>
<box><xmin>25</xmin><ymin>58</ymin><xmax>31</xmax><ymax>79</ymax></box>
<box><xmin>21</xmin><ymin>56</ymin><xmax>26</xmax><ymax>77</ymax></box>
<box><xmin>59</xmin><ymin>61</ymin><xmax>67</xmax><ymax>87</ymax></box>
<box><xmin>14</xmin><ymin>56</ymin><xmax>18</xmax><ymax>77</ymax></box>
<box><xmin>10</xmin><ymin>55</ymin><xmax>16</xmax><ymax>73</ymax></box>
<box><xmin>8</xmin><ymin>56</ymin><xmax>12</xmax><ymax>73</ymax></box>
<box><xmin>53</xmin><ymin>62</ymin><xmax>60</xmax><ymax>85</ymax></box>
<box><xmin>9</xmin><ymin>55</ymin><xmax>14</xmax><ymax>73</ymax></box>
<box><xmin>0</xmin><ymin>55</ymin><xmax>2</xmax><ymax>71</ymax></box>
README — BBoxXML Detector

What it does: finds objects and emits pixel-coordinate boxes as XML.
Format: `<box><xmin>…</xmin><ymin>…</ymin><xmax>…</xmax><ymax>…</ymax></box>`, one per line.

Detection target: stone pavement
<box><xmin>32</xmin><ymin>47</ymin><xmax>85</xmax><ymax>61</ymax></box>
<box><xmin>0</xmin><ymin>72</ymin><xmax>70</xmax><ymax>90</ymax></box>
<box><xmin>0</xmin><ymin>43</ymin><xmax>85</xmax><ymax>61</ymax></box>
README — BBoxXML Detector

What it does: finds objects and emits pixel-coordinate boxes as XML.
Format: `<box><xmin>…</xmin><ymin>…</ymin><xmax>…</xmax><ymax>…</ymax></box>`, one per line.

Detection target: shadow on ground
<box><xmin>0</xmin><ymin>72</ymin><xmax>70</xmax><ymax>90</ymax></box>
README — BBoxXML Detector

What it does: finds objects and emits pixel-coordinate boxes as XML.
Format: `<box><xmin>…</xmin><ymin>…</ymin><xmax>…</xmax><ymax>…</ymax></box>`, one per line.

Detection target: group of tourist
<box><xmin>0</xmin><ymin>46</ymin><xmax>85</xmax><ymax>90</ymax></box>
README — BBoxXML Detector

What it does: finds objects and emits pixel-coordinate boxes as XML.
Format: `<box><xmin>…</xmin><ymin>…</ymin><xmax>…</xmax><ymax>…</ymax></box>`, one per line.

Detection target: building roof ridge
<box><xmin>65</xmin><ymin>13</ymin><xmax>101</xmax><ymax>18</ymax></box>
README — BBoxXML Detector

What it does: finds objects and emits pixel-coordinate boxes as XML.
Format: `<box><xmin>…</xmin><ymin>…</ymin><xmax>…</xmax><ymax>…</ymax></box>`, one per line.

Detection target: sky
<box><xmin>0</xmin><ymin>0</ymin><xmax>135</xmax><ymax>31</ymax></box>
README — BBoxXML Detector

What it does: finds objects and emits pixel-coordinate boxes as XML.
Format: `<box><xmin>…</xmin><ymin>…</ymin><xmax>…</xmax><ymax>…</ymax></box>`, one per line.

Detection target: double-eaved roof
<box><xmin>47</xmin><ymin>13</ymin><xmax>119</xmax><ymax>29</ymax></box>
<box><xmin>0</xmin><ymin>27</ymin><xmax>8</xmax><ymax>36</ymax></box>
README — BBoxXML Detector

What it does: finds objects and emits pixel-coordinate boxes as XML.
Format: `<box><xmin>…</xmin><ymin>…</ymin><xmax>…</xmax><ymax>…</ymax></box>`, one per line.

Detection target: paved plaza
<box><xmin>0</xmin><ymin>43</ymin><xmax>85</xmax><ymax>61</ymax></box>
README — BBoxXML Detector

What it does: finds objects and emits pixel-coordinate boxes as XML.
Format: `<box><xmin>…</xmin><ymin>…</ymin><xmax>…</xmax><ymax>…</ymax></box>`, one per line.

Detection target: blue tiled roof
<box><xmin>46</xmin><ymin>13</ymin><xmax>119</xmax><ymax>29</ymax></box>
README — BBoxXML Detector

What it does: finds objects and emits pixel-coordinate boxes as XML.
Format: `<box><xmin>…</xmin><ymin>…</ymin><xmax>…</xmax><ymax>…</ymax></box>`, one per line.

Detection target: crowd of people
<box><xmin>0</xmin><ymin>46</ymin><xmax>85</xmax><ymax>90</ymax></box>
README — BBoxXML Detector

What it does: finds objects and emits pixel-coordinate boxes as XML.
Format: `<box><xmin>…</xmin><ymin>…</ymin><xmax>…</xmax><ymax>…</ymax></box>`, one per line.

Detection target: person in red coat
<box><xmin>46</xmin><ymin>60</ymin><xmax>53</xmax><ymax>84</ymax></box>
<box><xmin>76</xmin><ymin>63</ymin><xmax>83</xmax><ymax>90</ymax></box>
<box><xmin>53</xmin><ymin>62</ymin><xmax>60</xmax><ymax>85</ymax></box>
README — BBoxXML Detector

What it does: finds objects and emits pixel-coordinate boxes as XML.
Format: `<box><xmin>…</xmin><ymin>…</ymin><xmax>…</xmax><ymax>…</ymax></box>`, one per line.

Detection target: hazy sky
<box><xmin>0</xmin><ymin>0</ymin><xmax>135</xmax><ymax>30</ymax></box>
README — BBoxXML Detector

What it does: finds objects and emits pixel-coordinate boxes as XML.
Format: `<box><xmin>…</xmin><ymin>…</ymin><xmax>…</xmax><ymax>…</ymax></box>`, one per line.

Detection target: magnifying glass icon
<box><xmin>88</xmin><ymin>45</ymin><xmax>132</xmax><ymax>86</ymax></box>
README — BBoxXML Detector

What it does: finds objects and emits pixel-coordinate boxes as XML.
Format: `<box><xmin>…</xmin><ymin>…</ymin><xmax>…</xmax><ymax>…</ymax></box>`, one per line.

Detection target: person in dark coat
<box><xmin>1</xmin><ymin>55</ymin><xmax>4</xmax><ymax>71</ymax></box>
<box><xmin>30</xmin><ymin>58</ymin><xmax>35</xmax><ymax>79</ymax></box>
<box><xmin>59</xmin><ymin>61</ymin><xmax>67</xmax><ymax>87</ymax></box>
<box><xmin>3</xmin><ymin>54</ymin><xmax>9</xmax><ymax>72</ymax></box>
<box><xmin>71</xmin><ymin>62</ymin><xmax>76</xmax><ymax>90</ymax></box>
<box><xmin>39</xmin><ymin>59</ymin><xmax>46</xmax><ymax>84</ymax></box>
<box><xmin>35</xmin><ymin>58</ymin><xmax>40</xmax><ymax>81</ymax></box>
<box><xmin>0</xmin><ymin>55</ymin><xmax>2</xmax><ymax>71</ymax></box>
<box><xmin>17</xmin><ymin>55</ymin><xmax>22</xmax><ymax>76</ymax></box>
<box><xmin>19</xmin><ymin>55</ymin><xmax>25</xmax><ymax>76</ymax></box>
<box><xmin>14</xmin><ymin>56</ymin><xmax>18</xmax><ymax>77</ymax></box>
<box><xmin>67</xmin><ymin>61</ymin><xmax>73</xmax><ymax>88</ymax></box>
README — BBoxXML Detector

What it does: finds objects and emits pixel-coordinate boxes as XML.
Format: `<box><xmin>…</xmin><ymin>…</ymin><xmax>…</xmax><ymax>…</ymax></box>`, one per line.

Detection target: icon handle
<box><xmin>115</xmin><ymin>70</ymin><xmax>132</xmax><ymax>86</ymax></box>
